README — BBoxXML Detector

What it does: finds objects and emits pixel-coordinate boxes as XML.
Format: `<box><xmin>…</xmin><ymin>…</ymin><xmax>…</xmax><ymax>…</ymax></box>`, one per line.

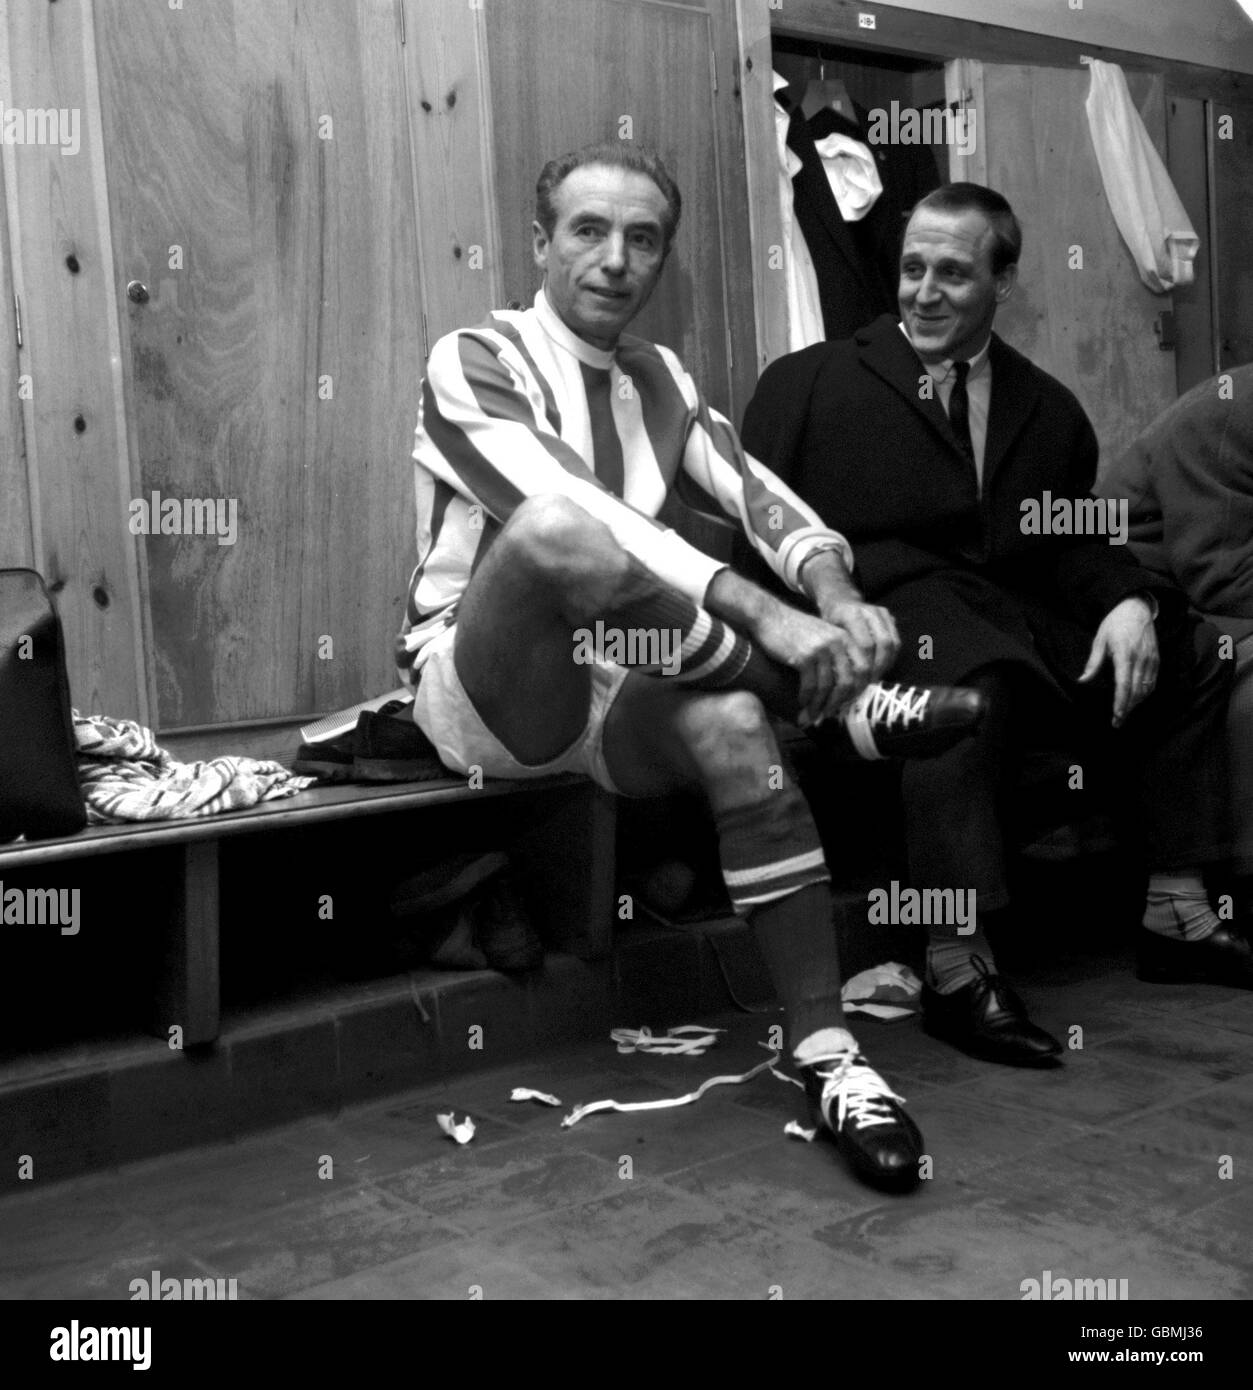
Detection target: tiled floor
<box><xmin>1</xmin><ymin>944</ymin><xmax>1250</xmax><ymax>1301</ymax></box>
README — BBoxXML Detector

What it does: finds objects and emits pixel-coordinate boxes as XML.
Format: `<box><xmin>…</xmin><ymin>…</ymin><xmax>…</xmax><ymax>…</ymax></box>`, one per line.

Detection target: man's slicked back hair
<box><xmin>909</xmin><ymin>182</ymin><xmax>1023</xmax><ymax>275</ymax></box>
<box><xmin>535</xmin><ymin>143</ymin><xmax>682</xmax><ymax>251</ymax></box>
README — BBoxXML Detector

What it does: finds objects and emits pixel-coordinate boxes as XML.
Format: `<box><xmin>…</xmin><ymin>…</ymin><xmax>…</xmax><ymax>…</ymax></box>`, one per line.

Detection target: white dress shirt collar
<box><xmin>898</xmin><ymin>320</ymin><xmax>992</xmax><ymax>382</ymax></box>
<box><xmin>535</xmin><ymin>287</ymin><xmax>617</xmax><ymax>370</ymax></box>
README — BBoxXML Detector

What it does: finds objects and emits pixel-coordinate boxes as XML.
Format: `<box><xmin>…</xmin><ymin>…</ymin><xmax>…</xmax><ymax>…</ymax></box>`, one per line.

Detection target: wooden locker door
<box><xmin>1212</xmin><ymin>101</ymin><xmax>1253</xmax><ymax>371</ymax></box>
<box><xmin>959</xmin><ymin>62</ymin><xmax>1178</xmax><ymax>475</ymax></box>
<box><xmin>1165</xmin><ymin>94</ymin><xmax>1218</xmax><ymax>395</ymax></box>
<box><xmin>483</xmin><ymin>0</ymin><xmax>749</xmax><ymax>419</ymax></box>
<box><xmin>92</xmin><ymin>0</ymin><xmax>424</xmax><ymax>732</ymax></box>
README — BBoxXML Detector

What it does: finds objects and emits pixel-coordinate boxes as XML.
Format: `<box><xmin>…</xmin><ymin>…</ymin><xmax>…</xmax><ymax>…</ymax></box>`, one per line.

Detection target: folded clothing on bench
<box><xmin>294</xmin><ymin>700</ymin><xmax>450</xmax><ymax>784</ymax></box>
<box><xmin>74</xmin><ymin>711</ymin><xmax>316</xmax><ymax>823</ymax></box>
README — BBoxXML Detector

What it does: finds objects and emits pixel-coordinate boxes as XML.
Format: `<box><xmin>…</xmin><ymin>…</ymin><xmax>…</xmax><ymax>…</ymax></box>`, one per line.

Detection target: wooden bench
<box><xmin>0</xmin><ymin>775</ymin><xmax>616</xmax><ymax>1048</ymax></box>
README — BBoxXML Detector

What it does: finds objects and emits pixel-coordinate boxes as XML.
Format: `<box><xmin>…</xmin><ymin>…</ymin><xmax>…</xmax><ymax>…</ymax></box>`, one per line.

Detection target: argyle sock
<box><xmin>599</xmin><ymin>569</ymin><xmax>797</xmax><ymax>719</ymax></box>
<box><xmin>926</xmin><ymin>925</ymin><xmax>998</xmax><ymax>994</ymax></box>
<box><xmin>1142</xmin><ymin>873</ymin><xmax>1221</xmax><ymax>942</ymax></box>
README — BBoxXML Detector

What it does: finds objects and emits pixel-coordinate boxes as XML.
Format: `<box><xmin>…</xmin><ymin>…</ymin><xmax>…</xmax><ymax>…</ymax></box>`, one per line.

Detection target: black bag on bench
<box><xmin>0</xmin><ymin>568</ymin><xmax>86</xmax><ymax>842</ymax></box>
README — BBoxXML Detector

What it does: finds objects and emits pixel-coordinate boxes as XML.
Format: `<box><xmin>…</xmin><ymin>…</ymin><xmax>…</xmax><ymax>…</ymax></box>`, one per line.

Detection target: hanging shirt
<box><xmin>1084</xmin><ymin>59</ymin><xmax>1198</xmax><ymax>293</ymax></box>
<box><xmin>773</xmin><ymin>71</ymin><xmax>825</xmax><ymax>351</ymax></box>
<box><xmin>813</xmin><ymin>130</ymin><xmax>883</xmax><ymax>223</ymax></box>
<box><xmin>397</xmin><ymin>288</ymin><xmax>852</xmax><ymax>677</ymax></box>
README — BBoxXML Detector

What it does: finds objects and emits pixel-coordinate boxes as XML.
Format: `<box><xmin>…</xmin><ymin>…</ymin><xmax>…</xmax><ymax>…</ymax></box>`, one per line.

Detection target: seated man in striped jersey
<box><xmin>395</xmin><ymin>142</ymin><xmax>982</xmax><ymax>1192</ymax></box>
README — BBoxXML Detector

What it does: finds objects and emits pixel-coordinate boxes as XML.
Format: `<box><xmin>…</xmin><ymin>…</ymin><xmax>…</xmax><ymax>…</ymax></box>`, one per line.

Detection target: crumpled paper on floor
<box><xmin>510</xmin><ymin>1088</ymin><xmax>562</xmax><ymax>1107</ymax></box>
<box><xmin>436</xmin><ymin>1112</ymin><xmax>476</xmax><ymax>1144</ymax></box>
<box><xmin>841</xmin><ymin>961</ymin><xmax>922</xmax><ymax>1020</ymax></box>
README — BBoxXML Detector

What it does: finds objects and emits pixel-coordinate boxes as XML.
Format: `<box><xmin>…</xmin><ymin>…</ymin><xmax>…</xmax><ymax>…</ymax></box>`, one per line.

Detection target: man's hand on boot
<box><xmin>705</xmin><ymin>568</ymin><xmax>868</xmax><ymax>727</ymax></box>
<box><xmin>800</xmin><ymin>550</ymin><xmax>900</xmax><ymax>689</ymax></box>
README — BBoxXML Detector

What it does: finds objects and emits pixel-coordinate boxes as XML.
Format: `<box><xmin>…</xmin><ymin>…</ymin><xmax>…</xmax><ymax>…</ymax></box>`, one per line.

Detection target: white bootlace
<box><xmin>842</xmin><ymin>683</ymin><xmax>933</xmax><ymax>760</ymax></box>
<box><xmin>811</xmin><ymin>1052</ymin><xmax>907</xmax><ymax>1132</ymax></box>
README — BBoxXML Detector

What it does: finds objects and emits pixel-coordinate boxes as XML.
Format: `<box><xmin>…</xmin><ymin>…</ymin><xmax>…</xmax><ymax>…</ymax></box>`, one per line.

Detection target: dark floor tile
<box><xmin>1111</xmin><ymin>1076</ymin><xmax>1253</xmax><ymax>1161</ymax></box>
<box><xmin>484</xmin><ymin>1181</ymin><xmax>774</xmax><ymax>1297</ymax></box>
<box><xmin>808</xmin><ymin>1188</ymin><xmax>1121</xmax><ymax>1300</ymax></box>
<box><xmin>1132</xmin><ymin>978</ymin><xmax>1250</xmax><ymax>1019</ymax></box>
<box><xmin>1159</xmin><ymin>1189</ymin><xmax>1253</xmax><ymax>1296</ymax></box>
<box><xmin>190</xmin><ymin>1186</ymin><xmax>461</xmax><ymax>1299</ymax></box>
<box><xmin>381</xmin><ymin>1139</ymin><xmax>623</xmax><ymax>1233</ymax></box>
<box><xmin>977</xmin><ymin>1130</ymin><xmax>1227</xmax><ymax>1235</ymax></box>
<box><xmin>0</xmin><ymin>1179</ymin><xmax>194</xmax><ymax>1300</ymax></box>
<box><xmin>290</xmin><ymin>1246</ymin><xmax>561</xmax><ymax>1300</ymax></box>
<box><xmin>1072</xmin><ymin>1018</ymin><xmax>1253</xmax><ymax>1085</ymax></box>
<box><xmin>6</xmin><ymin>968</ymin><xmax>1253</xmax><ymax>1302</ymax></box>
<box><xmin>897</xmin><ymin>1088</ymin><xmax>1091</xmax><ymax>1184</ymax></box>
<box><xmin>666</xmin><ymin>1133</ymin><xmax>897</xmax><ymax>1228</ymax></box>
<box><xmin>1027</xmin><ymin>995</ymin><xmax>1165</xmax><ymax>1048</ymax></box>
<box><xmin>1188</xmin><ymin>994</ymin><xmax>1253</xmax><ymax>1039</ymax></box>
<box><xmin>331</xmin><ymin>1095</ymin><xmax>527</xmax><ymax>1187</ymax></box>
<box><xmin>876</xmin><ymin>1026</ymin><xmax>1023</xmax><ymax>1088</ymax></box>
<box><xmin>956</xmin><ymin>1051</ymin><xmax>1203</xmax><ymax>1127</ymax></box>
<box><xmin>1069</xmin><ymin>1227</ymin><xmax>1248</xmax><ymax>1301</ymax></box>
<box><xmin>482</xmin><ymin>1177</ymin><xmax>934</xmax><ymax>1299</ymax></box>
<box><xmin>268</xmin><ymin>1114</ymin><xmax>402</xmax><ymax>1188</ymax></box>
<box><xmin>115</xmin><ymin>1134</ymin><xmax>317</xmax><ymax>1236</ymax></box>
<box><xmin>0</xmin><ymin>1239</ymin><xmax>209</xmax><ymax>1302</ymax></box>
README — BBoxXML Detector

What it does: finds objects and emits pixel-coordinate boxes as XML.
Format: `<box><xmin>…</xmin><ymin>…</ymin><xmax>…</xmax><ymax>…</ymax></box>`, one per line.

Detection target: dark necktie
<box><xmin>947</xmin><ymin>360</ymin><xmax>974</xmax><ymax>464</ymax></box>
<box><xmin>582</xmin><ymin>364</ymin><xmax>625</xmax><ymax>499</ymax></box>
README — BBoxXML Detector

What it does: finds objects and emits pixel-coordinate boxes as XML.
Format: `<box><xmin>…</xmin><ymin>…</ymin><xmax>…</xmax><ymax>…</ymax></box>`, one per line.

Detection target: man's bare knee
<box><xmin>672</xmin><ymin>691</ymin><xmax>778</xmax><ymax>799</ymax></box>
<box><xmin>502</xmin><ymin>495</ymin><xmax>611</xmax><ymax>580</ymax></box>
<box><xmin>498</xmin><ymin>495</ymin><xmax>635</xmax><ymax>617</ymax></box>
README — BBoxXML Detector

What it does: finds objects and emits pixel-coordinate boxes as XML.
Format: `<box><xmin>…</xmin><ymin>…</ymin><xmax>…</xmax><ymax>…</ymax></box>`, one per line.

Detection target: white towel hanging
<box><xmin>1084</xmin><ymin>59</ymin><xmax>1199</xmax><ymax>293</ymax></box>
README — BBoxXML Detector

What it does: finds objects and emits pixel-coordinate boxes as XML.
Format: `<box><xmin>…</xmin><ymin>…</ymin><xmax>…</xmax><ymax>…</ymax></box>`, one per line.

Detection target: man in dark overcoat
<box><xmin>741</xmin><ymin>182</ymin><xmax>1243</xmax><ymax>1068</ymax></box>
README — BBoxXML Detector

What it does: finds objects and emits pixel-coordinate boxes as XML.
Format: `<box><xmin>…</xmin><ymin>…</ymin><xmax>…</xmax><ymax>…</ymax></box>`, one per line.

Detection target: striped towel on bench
<box><xmin>74</xmin><ymin>712</ymin><xmax>316</xmax><ymax>824</ymax></box>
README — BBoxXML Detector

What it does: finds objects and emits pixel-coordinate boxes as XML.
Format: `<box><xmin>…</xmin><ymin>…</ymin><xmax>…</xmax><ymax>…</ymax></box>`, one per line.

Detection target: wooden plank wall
<box><xmin>976</xmin><ymin>63</ymin><xmax>1179</xmax><ymax>473</ymax></box>
<box><xmin>403</xmin><ymin>0</ymin><xmax>504</xmax><ymax>346</ymax></box>
<box><xmin>0</xmin><ymin>150</ymin><xmax>33</xmax><ymax>569</ymax></box>
<box><xmin>91</xmin><ymin>0</ymin><xmax>424</xmax><ymax>731</ymax></box>
<box><xmin>0</xmin><ymin>0</ymin><xmax>147</xmax><ymax>720</ymax></box>
<box><xmin>483</xmin><ymin>0</ymin><xmax>751</xmax><ymax>419</ymax></box>
<box><xmin>3</xmin><ymin>0</ymin><xmax>758</xmax><ymax>741</ymax></box>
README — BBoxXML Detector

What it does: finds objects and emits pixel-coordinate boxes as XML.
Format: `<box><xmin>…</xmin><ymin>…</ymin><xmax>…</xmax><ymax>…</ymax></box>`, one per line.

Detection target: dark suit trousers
<box><xmin>901</xmin><ymin>617</ymin><xmax>1233</xmax><ymax>914</ymax></box>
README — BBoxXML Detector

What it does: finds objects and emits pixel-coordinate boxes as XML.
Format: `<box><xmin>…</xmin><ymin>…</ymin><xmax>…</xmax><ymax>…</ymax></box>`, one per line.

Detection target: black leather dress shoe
<box><xmin>815</xmin><ymin>682</ymin><xmax>986</xmax><ymax>761</ymax></box>
<box><xmin>1137</xmin><ymin>924</ymin><xmax>1253</xmax><ymax>990</ymax></box>
<box><xmin>922</xmin><ymin>957</ymin><xmax>1063</xmax><ymax>1067</ymax></box>
<box><xmin>801</xmin><ymin>1053</ymin><xmax>924</xmax><ymax>1191</ymax></box>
